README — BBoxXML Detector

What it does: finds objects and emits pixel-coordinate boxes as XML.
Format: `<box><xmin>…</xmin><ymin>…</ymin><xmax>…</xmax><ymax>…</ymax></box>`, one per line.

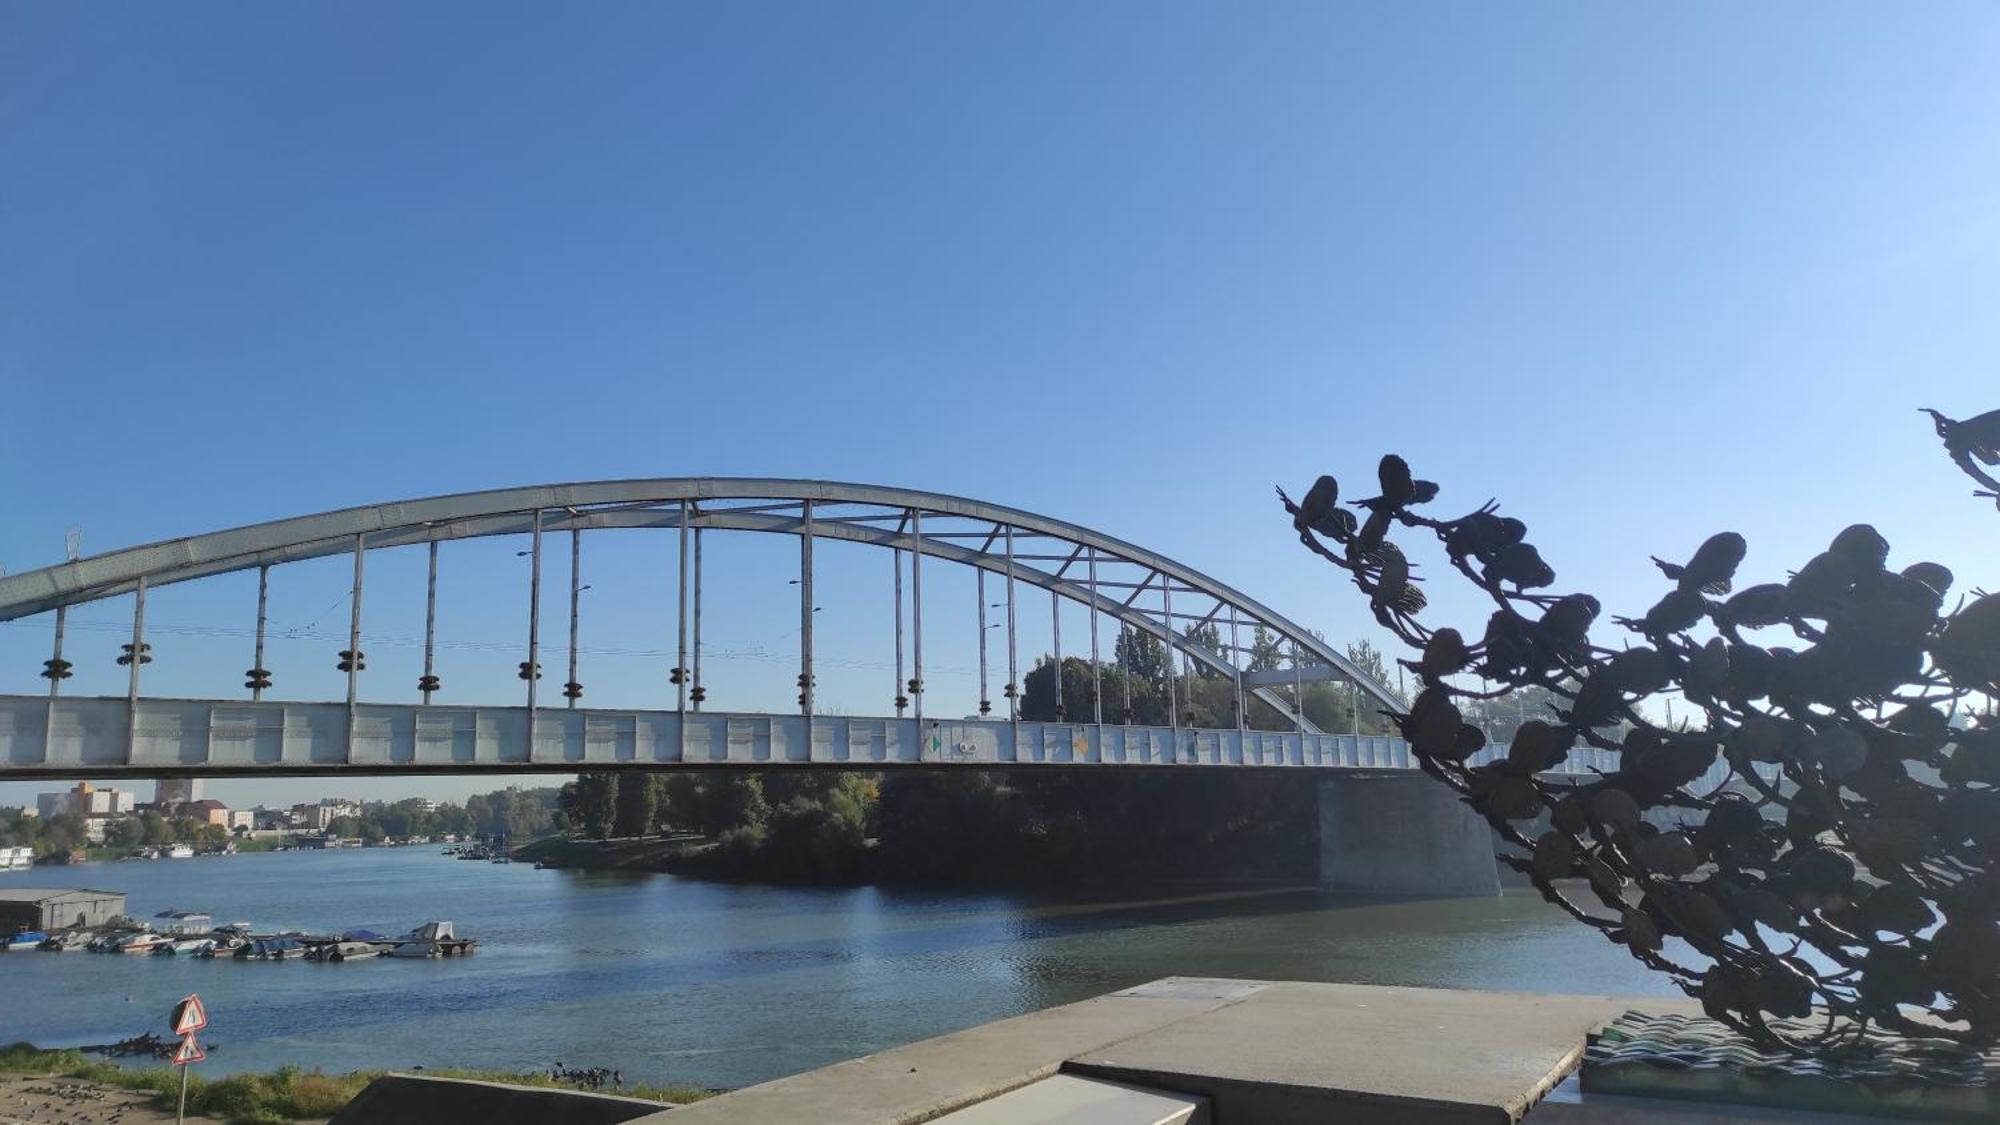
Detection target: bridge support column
<box><xmin>1316</xmin><ymin>773</ymin><xmax>1499</xmax><ymax>897</ymax></box>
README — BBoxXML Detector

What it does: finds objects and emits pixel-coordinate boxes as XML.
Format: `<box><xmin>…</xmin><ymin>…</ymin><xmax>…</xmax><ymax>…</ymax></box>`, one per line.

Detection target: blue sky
<box><xmin>3</xmin><ymin>3</ymin><xmax>1997</xmax><ymax>809</ymax></box>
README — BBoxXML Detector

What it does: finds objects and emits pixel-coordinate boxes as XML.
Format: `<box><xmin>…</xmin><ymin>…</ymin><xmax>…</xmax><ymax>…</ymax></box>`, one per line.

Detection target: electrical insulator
<box><xmin>1003</xmin><ymin>682</ymin><xmax>1017</xmax><ymax>699</ymax></box>
<box><xmin>518</xmin><ymin>661</ymin><xmax>542</xmax><ymax>681</ymax></box>
<box><xmin>117</xmin><ymin>643</ymin><xmax>152</xmax><ymax>666</ymax></box>
<box><xmin>907</xmin><ymin>678</ymin><xmax>922</xmax><ymax>695</ymax></box>
<box><xmin>978</xmin><ymin>699</ymin><xmax>992</xmax><ymax>716</ymax></box>
<box><xmin>894</xmin><ymin>695</ymin><xmax>909</xmax><ymax>710</ymax></box>
<box><xmin>417</xmin><ymin>674</ymin><xmax>441</xmax><ymax>693</ymax></box>
<box><xmin>669</xmin><ymin>666</ymin><xmax>686</xmax><ymax>685</ymax></box>
<box><xmin>1055</xmin><ymin>704</ymin><xmax>1067</xmax><ymax>720</ymax></box>
<box><xmin>563</xmin><ymin>681</ymin><xmax>583</xmax><ymax>701</ymax></box>
<box><xmin>689</xmin><ymin>685</ymin><xmax>706</xmax><ymax>704</ymax></box>
<box><xmin>41</xmin><ymin>658</ymin><xmax>73</xmax><ymax>682</ymax></box>
<box><xmin>336</xmin><ymin>650</ymin><xmax>366</xmax><ymax>673</ymax></box>
<box><xmin>1120</xmin><ymin>707</ymin><xmax>1134</xmax><ymax>724</ymax></box>
<box><xmin>244</xmin><ymin>668</ymin><xmax>272</xmax><ymax>691</ymax></box>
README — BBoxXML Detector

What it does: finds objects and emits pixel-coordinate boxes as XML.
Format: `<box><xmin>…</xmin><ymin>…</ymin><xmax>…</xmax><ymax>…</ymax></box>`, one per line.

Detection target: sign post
<box><xmin>169</xmin><ymin>994</ymin><xmax>207</xmax><ymax>1124</ymax></box>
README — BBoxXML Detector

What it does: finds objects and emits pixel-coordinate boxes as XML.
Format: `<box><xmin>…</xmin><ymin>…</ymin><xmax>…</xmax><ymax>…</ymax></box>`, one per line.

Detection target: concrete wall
<box><xmin>1317</xmin><ymin>774</ymin><xmax>1499</xmax><ymax>897</ymax></box>
<box><xmin>330</xmin><ymin>1074</ymin><xmax>669</xmax><ymax>1125</ymax></box>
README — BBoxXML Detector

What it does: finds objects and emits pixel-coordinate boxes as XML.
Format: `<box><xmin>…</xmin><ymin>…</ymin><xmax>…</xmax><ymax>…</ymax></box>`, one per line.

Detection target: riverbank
<box><xmin>0</xmin><ymin>1044</ymin><xmax>708</xmax><ymax>1125</ymax></box>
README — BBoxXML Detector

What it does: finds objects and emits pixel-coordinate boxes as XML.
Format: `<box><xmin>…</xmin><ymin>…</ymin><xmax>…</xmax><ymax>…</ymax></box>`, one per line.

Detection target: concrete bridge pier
<box><xmin>1316</xmin><ymin>773</ymin><xmax>1500</xmax><ymax>897</ymax></box>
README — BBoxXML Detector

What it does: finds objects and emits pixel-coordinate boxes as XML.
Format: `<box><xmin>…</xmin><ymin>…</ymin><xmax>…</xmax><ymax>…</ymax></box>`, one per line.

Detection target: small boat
<box><xmin>165</xmin><ymin>844</ymin><xmax>195</xmax><ymax>859</ymax></box>
<box><xmin>116</xmin><ymin>933</ymin><xmax>171</xmax><ymax>955</ymax></box>
<box><xmin>153</xmin><ymin>938</ymin><xmax>215</xmax><ymax>956</ymax></box>
<box><xmin>236</xmin><ymin>936</ymin><xmax>304</xmax><ymax>961</ymax></box>
<box><xmin>386</xmin><ymin>920</ymin><xmax>475</xmax><ymax>959</ymax></box>
<box><xmin>194</xmin><ymin>934</ymin><xmax>247</xmax><ymax>959</ymax></box>
<box><xmin>309</xmin><ymin>940</ymin><xmax>382</xmax><ymax>962</ymax></box>
<box><xmin>38</xmin><ymin>931</ymin><xmax>90</xmax><ymax>952</ymax></box>
<box><xmin>2</xmin><ymin>930</ymin><xmax>48</xmax><ymax>950</ymax></box>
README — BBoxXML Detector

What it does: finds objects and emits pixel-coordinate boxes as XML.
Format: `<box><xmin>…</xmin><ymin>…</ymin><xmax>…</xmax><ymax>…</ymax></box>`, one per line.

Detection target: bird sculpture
<box><xmin>1922</xmin><ymin>407</ymin><xmax>2000</xmax><ymax>493</ymax></box>
<box><xmin>1354</xmin><ymin>454</ymin><xmax>1439</xmax><ymax>513</ymax></box>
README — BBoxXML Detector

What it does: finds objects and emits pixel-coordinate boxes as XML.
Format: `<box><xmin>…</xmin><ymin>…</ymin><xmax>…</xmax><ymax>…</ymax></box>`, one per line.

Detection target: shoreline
<box><xmin>0</xmin><ymin>1044</ymin><xmax>708</xmax><ymax>1125</ymax></box>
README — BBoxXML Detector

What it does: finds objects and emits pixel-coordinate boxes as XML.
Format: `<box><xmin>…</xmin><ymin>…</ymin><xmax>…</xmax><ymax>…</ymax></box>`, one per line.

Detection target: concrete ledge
<box><xmin>1066</xmin><ymin>982</ymin><xmax>1699</xmax><ymax>1125</ymax></box>
<box><xmin>638</xmin><ymin>979</ymin><xmax>1255</xmax><ymax>1125</ymax></box>
<box><xmin>328</xmin><ymin>1073</ymin><xmax>671</xmax><ymax>1125</ymax></box>
<box><xmin>640</xmin><ymin>979</ymin><xmax>1702</xmax><ymax>1125</ymax></box>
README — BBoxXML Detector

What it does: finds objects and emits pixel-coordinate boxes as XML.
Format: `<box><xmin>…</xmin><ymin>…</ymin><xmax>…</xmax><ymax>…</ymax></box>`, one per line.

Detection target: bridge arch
<box><xmin>0</xmin><ymin>478</ymin><xmax>1396</xmax><ymax>727</ymax></box>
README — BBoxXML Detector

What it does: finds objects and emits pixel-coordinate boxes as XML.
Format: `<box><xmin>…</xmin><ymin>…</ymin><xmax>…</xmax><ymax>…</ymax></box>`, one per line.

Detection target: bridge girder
<box><xmin>0</xmin><ymin>479</ymin><xmax>1401</xmax><ymax>724</ymax></box>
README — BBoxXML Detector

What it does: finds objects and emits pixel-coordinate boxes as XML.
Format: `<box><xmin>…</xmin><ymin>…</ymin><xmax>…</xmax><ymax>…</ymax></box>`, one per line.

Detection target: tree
<box><xmin>103</xmin><ymin>818</ymin><xmax>143</xmax><ymax>849</ymax></box>
<box><xmin>682</xmin><ymin>774</ymin><xmax>768</xmax><ymax>838</ymax></box>
<box><xmin>1114</xmin><ymin>628</ymin><xmax>1170</xmax><ymax>685</ymax></box>
<box><xmin>613</xmin><ymin>773</ymin><xmax>658</xmax><ymax>838</ymax></box>
<box><xmin>561</xmin><ymin>774</ymin><xmax>617</xmax><ymax>839</ymax></box>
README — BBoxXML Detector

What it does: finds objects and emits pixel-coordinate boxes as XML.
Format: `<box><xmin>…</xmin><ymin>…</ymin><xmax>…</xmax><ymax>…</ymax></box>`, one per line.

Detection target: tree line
<box><xmin>547</xmin><ymin>632</ymin><xmax>1410</xmax><ymax>886</ymax></box>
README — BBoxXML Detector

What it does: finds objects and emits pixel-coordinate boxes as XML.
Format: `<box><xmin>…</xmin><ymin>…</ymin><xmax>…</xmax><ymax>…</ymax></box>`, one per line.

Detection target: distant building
<box><xmin>0</xmin><ymin>888</ymin><xmax>127</xmax><ymax>934</ymax></box>
<box><xmin>253</xmin><ymin>807</ymin><xmax>293</xmax><ymax>831</ymax></box>
<box><xmin>226</xmin><ymin>810</ymin><xmax>255</xmax><ymax>832</ymax></box>
<box><xmin>36</xmin><ymin>782</ymin><xmax>135</xmax><ymax>820</ymax></box>
<box><xmin>182</xmin><ymin>799</ymin><xmax>232</xmax><ymax>828</ymax></box>
<box><xmin>154</xmin><ymin>778</ymin><xmax>203</xmax><ymax>806</ymax></box>
<box><xmin>413</xmin><ymin>798</ymin><xmax>438</xmax><ymax>813</ymax></box>
<box><xmin>289</xmin><ymin>799</ymin><xmax>361</xmax><ymax>830</ymax></box>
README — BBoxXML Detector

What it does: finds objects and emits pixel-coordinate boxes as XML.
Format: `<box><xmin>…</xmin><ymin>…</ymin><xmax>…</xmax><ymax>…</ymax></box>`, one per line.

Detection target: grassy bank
<box><xmin>0</xmin><ymin>1043</ymin><xmax>709</xmax><ymax>1124</ymax></box>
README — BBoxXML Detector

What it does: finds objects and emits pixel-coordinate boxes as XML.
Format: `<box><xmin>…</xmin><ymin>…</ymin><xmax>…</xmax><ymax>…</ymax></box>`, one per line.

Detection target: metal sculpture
<box><xmin>1279</xmin><ymin>408</ymin><xmax>2000</xmax><ymax>1052</ymax></box>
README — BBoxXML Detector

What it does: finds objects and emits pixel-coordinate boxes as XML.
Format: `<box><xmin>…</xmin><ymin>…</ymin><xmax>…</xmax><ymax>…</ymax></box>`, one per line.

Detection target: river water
<box><xmin>0</xmin><ymin>848</ymin><xmax>1683</xmax><ymax>1090</ymax></box>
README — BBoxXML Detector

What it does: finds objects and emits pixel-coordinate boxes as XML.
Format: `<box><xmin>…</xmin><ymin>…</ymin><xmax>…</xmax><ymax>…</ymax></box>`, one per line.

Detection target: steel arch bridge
<box><xmin>0</xmin><ymin>478</ymin><xmax>1569</xmax><ymax>779</ymax></box>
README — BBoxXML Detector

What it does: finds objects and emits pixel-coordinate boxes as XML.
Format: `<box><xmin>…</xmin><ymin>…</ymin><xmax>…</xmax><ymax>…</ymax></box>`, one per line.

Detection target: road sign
<box><xmin>172</xmin><ymin>1037</ymin><xmax>205</xmax><ymax>1066</ymax></box>
<box><xmin>171</xmin><ymin>994</ymin><xmax>208</xmax><ymax>1036</ymax></box>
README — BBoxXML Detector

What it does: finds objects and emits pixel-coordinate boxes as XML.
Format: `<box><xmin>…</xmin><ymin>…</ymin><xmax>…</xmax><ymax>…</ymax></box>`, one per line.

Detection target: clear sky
<box><xmin>2</xmin><ymin>4</ymin><xmax>1996</xmax><ymax>810</ymax></box>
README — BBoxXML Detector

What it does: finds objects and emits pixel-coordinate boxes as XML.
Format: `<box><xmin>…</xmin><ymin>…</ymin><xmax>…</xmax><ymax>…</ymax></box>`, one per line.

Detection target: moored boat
<box><xmin>115</xmin><ymin>932</ymin><xmax>170</xmax><ymax>954</ymax></box>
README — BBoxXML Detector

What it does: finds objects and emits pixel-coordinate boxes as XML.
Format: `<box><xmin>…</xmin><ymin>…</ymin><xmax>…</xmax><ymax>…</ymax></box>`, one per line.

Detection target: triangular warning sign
<box><xmin>173</xmin><ymin>1037</ymin><xmax>205</xmax><ymax>1066</ymax></box>
<box><xmin>171</xmin><ymin>994</ymin><xmax>208</xmax><ymax>1036</ymax></box>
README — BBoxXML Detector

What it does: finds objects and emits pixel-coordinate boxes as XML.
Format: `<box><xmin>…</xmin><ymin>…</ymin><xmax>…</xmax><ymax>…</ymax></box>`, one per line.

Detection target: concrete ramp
<box><xmin>328</xmin><ymin>1073</ymin><xmax>670</xmax><ymax>1125</ymax></box>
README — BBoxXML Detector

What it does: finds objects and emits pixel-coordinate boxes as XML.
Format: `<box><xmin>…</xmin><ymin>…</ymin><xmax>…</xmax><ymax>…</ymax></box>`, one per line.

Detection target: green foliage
<box><xmin>0</xmin><ymin>1043</ymin><xmax>708</xmax><ymax>1122</ymax></box>
<box><xmin>613</xmin><ymin>772</ymin><xmax>658</xmax><ymax>838</ymax></box>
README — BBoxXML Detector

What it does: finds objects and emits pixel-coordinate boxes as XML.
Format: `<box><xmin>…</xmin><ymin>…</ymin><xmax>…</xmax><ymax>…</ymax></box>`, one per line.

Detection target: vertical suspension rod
<box><xmin>346</xmin><ymin>534</ymin><xmax>364</xmax><ymax>708</ymax></box>
<box><xmin>48</xmin><ymin>605</ymin><xmax>66</xmax><ymax>699</ymax></box>
<box><xmin>1229</xmin><ymin>605</ymin><xmax>1243</xmax><ymax>730</ymax></box>
<box><xmin>527</xmin><ymin>509</ymin><xmax>543</xmax><ymax>719</ymax></box>
<box><xmin>252</xmin><ymin>565</ymin><xmax>269</xmax><ymax>702</ymax></box>
<box><xmin>1051</xmin><ymin>588</ymin><xmax>1063</xmax><ymax>719</ymax></box>
<box><xmin>800</xmin><ymin>499</ymin><xmax>814</xmax><ymax>718</ymax></box>
<box><xmin>1005</xmin><ymin>524</ymin><xmax>1019</xmax><ymax>724</ymax></box>
<box><xmin>911</xmin><ymin>508</ymin><xmax>924</xmax><ymax>729</ymax></box>
<box><xmin>1164</xmin><ymin>579</ymin><xmax>1179</xmax><ymax>740</ymax></box>
<box><xmin>566</xmin><ymin>527</ymin><xmax>582</xmax><ymax>708</ymax></box>
<box><xmin>893</xmin><ymin>543</ymin><xmax>905</xmax><ymax>715</ymax></box>
<box><xmin>677</xmin><ymin>500</ymin><xmax>690</xmax><ymax>714</ymax></box>
<box><xmin>125</xmin><ymin>577</ymin><xmax>146</xmax><ymax>759</ymax></box>
<box><xmin>692</xmin><ymin>525</ymin><xmax>704</xmax><ymax>711</ymax></box>
<box><xmin>422</xmin><ymin>544</ymin><xmax>438</xmax><ymax>704</ymax></box>
<box><xmin>976</xmin><ymin>570</ymin><xmax>989</xmax><ymax>715</ymax></box>
<box><xmin>1087</xmin><ymin>547</ymin><xmax>1101</xmax><ymax>728</ymax></box>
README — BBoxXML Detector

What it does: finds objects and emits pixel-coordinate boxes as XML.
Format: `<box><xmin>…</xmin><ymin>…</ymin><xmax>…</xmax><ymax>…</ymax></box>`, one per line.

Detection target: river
<box><xmin>0</xmin><ymin>847</ymin><xmax>1684</xmax><ymax>1091</ymax></box>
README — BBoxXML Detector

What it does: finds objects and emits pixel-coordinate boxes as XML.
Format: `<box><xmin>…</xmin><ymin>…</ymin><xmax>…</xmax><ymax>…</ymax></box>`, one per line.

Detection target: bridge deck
<box><xmin>0</xmin><ymin>694</ymin><xmax>1583</xmax><ymax>778</ymax></box>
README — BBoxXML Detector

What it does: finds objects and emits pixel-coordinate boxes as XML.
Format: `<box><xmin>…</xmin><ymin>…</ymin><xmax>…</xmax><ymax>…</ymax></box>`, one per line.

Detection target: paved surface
<box><xmin>1069</xmin><ymin>981</ymin><xmax>1700</xmax><ymax>1125</ymax></box>
<box><xmin>641</xmin><ymin>978</ymin><xmax>1702</xmax><ymax>1125</ymax></box>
